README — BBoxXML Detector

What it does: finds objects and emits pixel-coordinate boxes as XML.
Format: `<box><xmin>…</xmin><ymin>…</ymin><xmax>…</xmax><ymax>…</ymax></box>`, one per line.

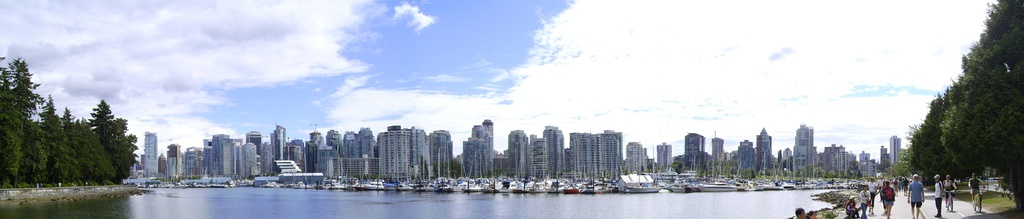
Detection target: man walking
<box><xmin>908</xmin><ymin>174</ymin><xmax>925</xmax><ymax>219</ymax></box>
<box><xmin>934</xmin><ymin>174</ymin><xmax>943</xmax><ymax>218</ymax></box>
<box><xmin>868</xmin><ymin>178</ymin><xmax>878</xmax><ymax>215</ymax></box>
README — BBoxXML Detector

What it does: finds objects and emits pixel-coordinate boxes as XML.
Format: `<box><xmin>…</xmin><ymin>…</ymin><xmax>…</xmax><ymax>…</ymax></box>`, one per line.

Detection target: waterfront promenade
<box><xmin>865</xmin><ymin>188</ymin><xmax>1004</xmax><ymax>219</ymax></box>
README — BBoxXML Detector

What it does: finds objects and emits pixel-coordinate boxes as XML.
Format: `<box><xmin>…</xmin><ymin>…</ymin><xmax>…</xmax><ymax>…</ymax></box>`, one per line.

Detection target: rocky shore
<box><xmin>812</xmin><ymin>189</ymin><xmax>859</xmax><ymax>217</ymax></box>
<box><xmin>0</xmin><ymin>186</ymin><xmax>150</xmax><ymax>205</ymax></box>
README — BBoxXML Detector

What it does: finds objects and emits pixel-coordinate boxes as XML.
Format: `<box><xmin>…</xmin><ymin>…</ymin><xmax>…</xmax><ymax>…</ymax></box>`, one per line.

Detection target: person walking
<box><xmin>881</xmin><ymin>180</ymin><xmax>896</xmax><ymax>219</ymax></box>
<box><xmin>934</xmin><ymin>175</ymin><xmax>943</xmax><ymax>218</ymax></box>
<box><xmin>860</xmin><ymin>185</ymin><xmax>871</xmax><ymax>219</ymax></box>
<box><xmin>944</xmin><ymin>174</ymin><xmax>957</xmax><ymax>212</ymax></box>
<box><xmin>903</xmin><ymin>177</ymin><xmax>911</xmax><ymax>196</ymax></box>
<box><xmin>868</xmin><ymin>178</ymin><xmax>878</xmax><ymax>215</ymax></box>
<box><xmin>909</xmin><ymin>174</ymin><xmax>925</xmax><ymax>219</ymax></box>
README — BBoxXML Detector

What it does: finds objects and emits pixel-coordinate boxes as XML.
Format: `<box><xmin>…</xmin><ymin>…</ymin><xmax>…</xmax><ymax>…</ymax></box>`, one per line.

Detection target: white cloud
<box><xmin>0</xmin><ymin>0</ymin><xmax>381</xmax><ymax>151</ymax></box>
<box><xmin>424</xmin><ymin>74</ymin><xmax>468</xmax><ymax>82</ymax></box>
<box><xmin>327</xmin><ymin>0</ymin><xmax>992</xmax><ymax>159</ymax></box>
<box><xmin>393</xmin><ymin>2</ymin><xmax>436</xmax><ymax>33</ymax></box>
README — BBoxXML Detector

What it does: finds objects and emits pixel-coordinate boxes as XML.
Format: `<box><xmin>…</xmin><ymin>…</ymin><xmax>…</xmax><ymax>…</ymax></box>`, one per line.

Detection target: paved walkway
<box><xmin>850</xmin><ymin>189</ymin><xmax>1004</xmax><ymax>219</ymax></box>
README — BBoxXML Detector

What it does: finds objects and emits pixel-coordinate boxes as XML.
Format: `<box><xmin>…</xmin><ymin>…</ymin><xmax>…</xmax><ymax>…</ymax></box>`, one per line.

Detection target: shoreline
<box><xmin>0</xmin><ymin>185</ymin><xmax>150</xmax><ymax>205</ymax></box>
<box><xmin>812</xmin><ymin>189</ymin><xmax>858</xmax><ymax>215</ymax></box>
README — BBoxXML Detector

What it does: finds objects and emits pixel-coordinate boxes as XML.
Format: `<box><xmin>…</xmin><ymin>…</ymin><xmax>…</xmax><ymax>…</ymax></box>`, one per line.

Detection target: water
<box><xmin>0</xmin><ymin>188</ymin><xmax>835</xmax><ymax>219</ymax></box>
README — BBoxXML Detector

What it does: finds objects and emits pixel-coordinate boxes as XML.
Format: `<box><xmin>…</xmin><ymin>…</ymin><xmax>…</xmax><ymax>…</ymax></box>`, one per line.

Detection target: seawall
<box><xmin>0</xmin><ymin>185</ymin><xmax>149</xmax><ymax>204</ymax></box>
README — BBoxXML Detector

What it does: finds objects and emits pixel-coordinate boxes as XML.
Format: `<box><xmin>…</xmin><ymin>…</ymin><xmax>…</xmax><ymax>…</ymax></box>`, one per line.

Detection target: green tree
<box><xmin>41</xmin><ymin>97</ymin><xmax>71</xmax><ymax>183</ymax></box>
<box><xmin>90</xmin><ymin>100</ymin><xmax>138</xmax><ymax>183</ymax></box>
<box><xmin>59</xmin><ymin>108</ymin><xmax>83</xmax><ymax>182</ymax></box>
<box><xmin>0</xmin><ymin>58</ymin><xmax>43</xmax><ymax>187</ymax></box>
<box><xmin>917</xmin><ymin>0</ymin><xmax>1024</xmax><ymax>211</ymax></box>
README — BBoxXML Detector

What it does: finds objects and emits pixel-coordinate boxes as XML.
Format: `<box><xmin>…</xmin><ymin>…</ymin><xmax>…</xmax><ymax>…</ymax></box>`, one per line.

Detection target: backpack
<box><xmin>882</xmin><ymin>187</ymin><xmax>895</xmax><ymax>200</ymax></box>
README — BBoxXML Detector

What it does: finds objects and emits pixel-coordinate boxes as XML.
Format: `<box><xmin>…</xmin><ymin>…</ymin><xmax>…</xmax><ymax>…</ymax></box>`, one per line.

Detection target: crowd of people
<box><xmin>793</xmin><ymin>173</ymin><xmax>984</xmax><ymax>219</ymax></box>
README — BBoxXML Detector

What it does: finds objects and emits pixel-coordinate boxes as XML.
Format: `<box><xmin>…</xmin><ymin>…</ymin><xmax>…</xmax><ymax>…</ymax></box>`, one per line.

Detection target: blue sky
<box><xmin>0</xmin><ymin>0</ymin><xmax>995</xmax><ymax>161</ymax></box>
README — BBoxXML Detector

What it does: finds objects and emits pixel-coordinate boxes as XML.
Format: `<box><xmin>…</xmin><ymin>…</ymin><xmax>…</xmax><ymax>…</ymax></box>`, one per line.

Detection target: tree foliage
<box><xmin>910</xmin><ymin>0</ymin><xmax>1024</xmax><ymax>211</ymax></box>
<box><xmin>0</xmin><ymin>58</ymin><xmax>136</xmax><ymax>188</ymax></box>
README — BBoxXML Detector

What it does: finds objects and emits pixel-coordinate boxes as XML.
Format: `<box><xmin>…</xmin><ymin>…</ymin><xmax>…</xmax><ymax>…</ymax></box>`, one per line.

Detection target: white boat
<box><xmin>782</xmin><ymin>182</ymin><xmax>795</xmax><ymax>190</ymax></box>
<box><xmin>364</xmin><ymin>181</ymin><xmax>384</xmax><ymax>190</ymax></box>
<box><xmin>398</xmin><ymin>184</ymin><xmax>415</xmax><ymax>191</ymax></box>
<box><xmin>698</xmin><ymin>182</ymin><xmax>738</xmax><ymax>192</ymax></box>
<box><xmin>618</xmin><ymin>174</ymin><xmax>661</xmax><ymax>193</ymax></box>
<box><xmin>292</xmin><ymin>182</ymin><xmax>305</xmax><ymax>189</ymax></box>
<box><xmin>261</xmin><ymin>182</ymin><xmax>280</xmax><ymax>188</ymax></box>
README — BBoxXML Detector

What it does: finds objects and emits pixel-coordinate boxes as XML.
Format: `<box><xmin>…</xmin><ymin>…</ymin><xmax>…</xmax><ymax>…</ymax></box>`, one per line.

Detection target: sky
<box><xmin>0</xmin><ymin>0</ymin><xmax>997</xmax><ymax>161</ymax></box>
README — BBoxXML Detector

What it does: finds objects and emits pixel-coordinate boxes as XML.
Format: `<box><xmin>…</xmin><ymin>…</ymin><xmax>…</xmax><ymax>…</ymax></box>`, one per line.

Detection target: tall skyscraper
<box><xmin>241</xmin><ymin>142</ymin><xmax>258</xmax><ymax>177</ymax></box>
<box><xmin>166</xmin><ymin>143</ymin><xmax>181</xmax><ymax>178</ymax></box>
<box><xmin>326</xmin><ymin>130</ymin><xmax>342</xmax><ymax>158</ymax></box>
<box><xmin>462</xmin><ymin>122</ymin><xmax>493</xmax><ymax>178</ymax></box>
<box><xmin>358</xmin><ymin>128</ymin><xmax>375</xmax><ymax>158</ymax></box>
<box><xmin>183</xmin><ymin>147</ymin><xmax>201</xmax><ymax>176</ymax></box>
<box><xmin>656</xmin><ymin>143</ymin><xmax>672</xmax><ymax>171</ymax></box>
<box><xmin>738</xmin><ymin>140</ymin><xmax>755</xmax><ymax>170</ymax></box>
<box><xmin>530</xmin><ymin>135</ymin><xmax>547</xmax><ymax>178</ymax></box>
<box><xmin>890</xmin><ymin>135</ymin><xmax>902</xmax><ymax>164</ymax></box>
<box><xmin>144</xmin><ymin>132</ymin><xmax>158</xmax><ymax>177</ymax></box>
<box><xmin>306</xmin><ymin>131</ymin><xmax>323</xmax><ymax>173</ymax></box>
<box><xmin>408</xmin><ymin>127</ymin><xmax>428</xmax><ymax>178</ymax></box>
<box><xmin>625</xmin><ymin>142</ymin><xmax>647</xmax><ymax>173</ymax></box>
<box><xmin>543</xmin><ymin>126</ymin><xmax>564</xmax><ymax>177</ymax></box>
<box><xmin>157</xmin><ymin>154</ymin><xmax>167</xmax><ymax>177</ymax></box>
<box><xmin>247</xmin><ymin>131</ymin><xmax>262</xmax><ymax>156</ymax></box>
<box><xmin>508</xmin><ymin>130</ymin><xmax>530</xmax><ymax>177</ymax></box>
<box><xmin>379</xmin><ymin>125</ymin><xmax>411</xmax><ymax>180</ymax></box>
<box><xmin>260</xmin><ymin>142</ymin><xmax>273</xmax><ymax>174</ymax></box>
<box><xmin>683</xmin><ymin>133</ymin><xmax>705</xmax><ymax>169</ymax></box>
<box><xmin>569</xmin><ymin>132</ymin><xmax>601</xmax><ymax>177</ymax></box>
<box><xmin>428</xmin><ymin>130</ymin><xmax>453</xmax><ymax>178</ymax></box>
<box><xmin>712</xmin><ymin>137</ymin><xmax>724</xmax><ymax>162</ymax></box>
<box><xmin>794</xmin><ymin>124</ymin><xmax>814</xmax><ymax>173</ymax></box>
<box><xmin>211</xmin><ymin>134</ymin><xmax>235</xmax><ymax>176</ymax></box>
<box><xmin>859</xmin><ymin>151</ymin><xmax>870</xmax><ymax>163</ymax></box>
<box><xmin>272</xmin><ymin>125</ymin><xmax>286</xmax><ymax>165</ymax></box>
<box><xmin>755</xmin><ymin>128</ymin><xmax>773</xmax><ymax>172</ymax></box>
<box><xmin>599</xmin><ymin>130</ymin><xmax>623</xmax><ymax>176</ymax></box>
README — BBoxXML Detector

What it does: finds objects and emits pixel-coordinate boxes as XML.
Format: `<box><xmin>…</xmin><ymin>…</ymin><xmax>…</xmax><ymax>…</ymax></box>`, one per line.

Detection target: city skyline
<box><xmin>0</xmin><ymin>1</ymin><xmax>996</xmax><ymax>162</ymax></box>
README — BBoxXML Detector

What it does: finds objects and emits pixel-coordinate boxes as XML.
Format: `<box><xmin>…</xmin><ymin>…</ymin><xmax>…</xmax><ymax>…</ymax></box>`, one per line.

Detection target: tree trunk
<box><xmin>1015</xmin><ymin>166</ymin><xmax>1024</xmax><ymax>212</ymax></box>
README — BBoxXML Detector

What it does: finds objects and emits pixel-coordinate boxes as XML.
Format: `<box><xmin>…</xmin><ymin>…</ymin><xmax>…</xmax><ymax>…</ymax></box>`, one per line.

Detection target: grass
<box><xmin>948</xmin><ymin>182</ymin><xmax>1023</xmax><ymax>219</ymax></box>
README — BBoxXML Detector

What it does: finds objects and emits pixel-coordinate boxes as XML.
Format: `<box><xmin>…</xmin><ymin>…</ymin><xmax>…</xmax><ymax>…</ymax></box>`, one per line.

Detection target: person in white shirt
<box><xmin>934</xmin><ymin>175</ymin><xmax>943</xmax><ymax>218</ymax></box>
<box><xmin>868</xmin><ymin>178</ymin><xmax>878</xmax><ymax>215</ymax></box>
<box><xmin>860</xmin><ymin>185</ymin><xmax>871</xmax><ymax>219</ymax></box>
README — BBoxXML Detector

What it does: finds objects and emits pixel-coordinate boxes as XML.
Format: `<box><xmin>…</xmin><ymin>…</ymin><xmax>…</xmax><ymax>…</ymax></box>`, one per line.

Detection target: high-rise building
<box><xmin>794</xmin><ymin>124</ymin><xmax>814</xmax><ymax>173</ymax></box>
<box><xmin>755</xmin><ymin>128</ymin><xmax>773</xmax><ymax>172</ymax></box>
<box><xmin>625</xmin><ymin>142</ymin><xmax>648</xmax><ymax>173</ymax></box>
<box><xmin>378</xmin><ymin>125</ymin><xmax>411</xmax><ymax>180</ymax></box>
<box><xmin>326</xmin><ymin>130</ymin><xmax>342</xmax><ymax>158</ymax></box>
<box><xmin>260</xmin><ymin>142</ymin><xmax>274</xmax><ymax>174</ymax></box>
<box><xmin>890</xmin><ymin>136</ymin><xmax>902</xmax><ymax>163</ymax></box>
<box><xmin>359</xmin><ymin>128</ymin><xmax>376</xmax><ymax>158</ymax></box>
<box><xmin>543</xmin><ymin>126</ymin><xmax>564</xmax><ymax>177</ymax></box>
<box><xmin>508</xmin><ymin>130</ymin><xmax>530</xmax><ymax>177</ymax></box>
<box><xmin>880</xmin><ymin>146</ymin><xmax>890</xmax><ymax>168</ymax></box>
<box><xmin>144</xmin><ymin>132</ymin><xmax>158</xmax><ymax>177</ymax></box>
<box><xmin>783</xmin><ymin>148</ymin><xmax>792</xmax><ymax>161</ymax></box>
<box><xmin>656</xmin><ymin>143</ymin><xmax>672</xmax><ymax>171</ymax></box>
<box><xmin>859</xmin><ymin>151</ymin><xmax>870</xmax><ymax>163</ymax></box>
<box><xmin>462</xmin><ymin>123</ymin><xmax>493</xmax><ymax>178</ymax></box>
<box><xmin>408</xmin><ymin>127</ymin><xmax>429</xmax><ymax>178</ymax></box>
<box><xmin>207</xmin><ymin>134</ymin><xmax>235</xmax><ymax>176</ymax></box>
<box><xmin>428</xmin><ymin>130</ymin><xmax>453</xmax><ymax>178</ymax></box>
<box><xmin>183</xmin><ymin>147</ymin><xmax>201</xmax><ymax>176</ymax></box>
<box><xmin>247</xmin><ymin>131</ymin><xmax>262</xmax><ymax>157</ymax></box>
<box><xmin>158</xmin><ymin>154</ymin><xmax>167</xmax><ymax>177</ymax></box>
<box><xmin>712</xmin><ymin>137</ymin><xmax>724</xmax><ymax>162</ymax></box>
<box><xmin>822</xmin><ymin>144</ymin><xmax>846</xmax><ymax>171</ymax></box>
<box><xmin>272</xmin><ymin>125</ymin><xmax>286</xmax><ymax>166</ymax></box>
<box><xmin>306</xmin><ymin>131</ymin><xmax>323</xmax><ymax>173</ymax></box>
<box><xmin>530</xmin><ymin>136</ymin><xmax>547</xmax><ymax>178</ymax></box>
<box><xmin>316</xmin><ymin>145</ymin><xmax>338</xmax><ymax>177</ymax></box>
<box><xmin>343</xmin><ymin>131</ymin><xmax>358</xmax><ymax>158</ymax></box>
<box><xmin>569</xmin><ymin>133</ymin><xmax>601</xmax><ymax>177</ymax></box>
<box><xmin>599</xmin><ymin>130</ymin><xmax>623</xmax><ymax>176</ymax></box>
<box><xmin>738</xmin><ymin>140</ymin><xmax>755</xmax><ymax>170</ymax></box>
<box><xmin>683</xmin><ymin>133</ymin><xmax>705</xmax><ymax>169</ymax></box>
<box><xmin>166</xmin><ymin>144</ymin><xmax>181</xmax><ymax>178</ymax></box>
<box><xmin>241</xmin><ymin>142</ymin><xmax>259</xmax><ymax>177</ymax></box>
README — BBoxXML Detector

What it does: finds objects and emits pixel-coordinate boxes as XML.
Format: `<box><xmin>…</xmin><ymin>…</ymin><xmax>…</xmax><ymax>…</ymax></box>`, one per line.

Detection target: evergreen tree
<box><xmin>59</xmin><ymin>108</ymin><xmax>82</xmax><ymax>182</ymax></box>
<box><xmin>0</xmin><ymin>58</ymin><xmax>42</xmax><ymax>187</ymax></box>
<box><xmin>42</xmin><ymin>97</ymin><xmax>70</xmax><ymax>183</ymax></box>
<box><xmin>90</xmin><ymin>100</ymin><xmax>138</xmax><ymax>183</ymax></box>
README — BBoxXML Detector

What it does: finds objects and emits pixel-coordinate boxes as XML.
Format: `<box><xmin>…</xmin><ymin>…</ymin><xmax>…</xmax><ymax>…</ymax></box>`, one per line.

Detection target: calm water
<box><xmin>0</xmin><ymin>188</ymin><xmax>834</xmax><ymax>219</ymax></box>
